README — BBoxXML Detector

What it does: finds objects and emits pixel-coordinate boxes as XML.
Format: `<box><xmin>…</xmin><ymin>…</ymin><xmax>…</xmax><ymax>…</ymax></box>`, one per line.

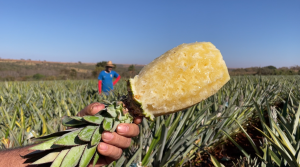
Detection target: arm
<box><xmin>113</xmin><ymin>75</ymin><xmax>120</xmax><ymax>86</ymax></box>
<box><xmin>0</xmin><ymin>145</ymin><xmax>37</xmax><ymax>167</ymax></box>
<box><xmin>98</xmin><ymin>80</ymin><xmax>102</xmax><ymax>94</ymax></box>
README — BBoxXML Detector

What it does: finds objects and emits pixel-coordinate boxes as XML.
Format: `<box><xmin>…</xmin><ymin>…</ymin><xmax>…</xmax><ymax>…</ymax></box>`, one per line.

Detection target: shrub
<box><xmin>33</xmin><ymin>73</ymin><xmax>44</xmax><ymax>80</ymax></box>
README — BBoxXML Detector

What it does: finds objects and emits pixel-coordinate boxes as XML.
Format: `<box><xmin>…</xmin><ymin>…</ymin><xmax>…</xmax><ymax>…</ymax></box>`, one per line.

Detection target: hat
<box><xmin>106</xmin><ymin>61</ymin><xmax>114</xmax><ymax>67</ymax></box>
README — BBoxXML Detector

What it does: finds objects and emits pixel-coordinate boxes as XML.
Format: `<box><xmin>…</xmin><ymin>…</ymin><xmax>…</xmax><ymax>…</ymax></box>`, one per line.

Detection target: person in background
<box><xmin>98</xmin><ymin>61</ymin><xmax>121</xmax><ymax>95</ymax></box>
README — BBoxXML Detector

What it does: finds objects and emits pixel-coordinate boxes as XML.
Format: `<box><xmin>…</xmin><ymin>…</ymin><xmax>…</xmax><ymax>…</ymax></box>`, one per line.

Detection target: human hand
<box><xmin>77</xmin><ymin>102</ymin><xmax>142</xmax><ymax>167</ymax></box>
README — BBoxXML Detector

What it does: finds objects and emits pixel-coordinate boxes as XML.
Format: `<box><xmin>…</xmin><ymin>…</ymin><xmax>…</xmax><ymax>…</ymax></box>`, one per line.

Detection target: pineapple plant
<box><xmin>22</xmin><ymin>42</ymin><xmax>230</xmax><ymax>166</ymax></box>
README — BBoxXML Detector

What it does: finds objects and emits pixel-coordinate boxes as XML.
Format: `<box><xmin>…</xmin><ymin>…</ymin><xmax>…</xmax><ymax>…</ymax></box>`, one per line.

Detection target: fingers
<box><xmin>101</xmin><ymin>132</ymin><xmax>131</xmax><ymax>149</ymax></box>
<box><xmin>97</xmin><ymin>142</ymin><xmax>123</xmax><ymax>160</ymax></box>
<box><xmin>116</xmin><ymin>123</ymin><xmax>140</xmax><ymax>137</ymax></box>
<box><xmin>77</xmin><ymin>102</ymin><xmax>105</xmax><ymax>116</ymax></box>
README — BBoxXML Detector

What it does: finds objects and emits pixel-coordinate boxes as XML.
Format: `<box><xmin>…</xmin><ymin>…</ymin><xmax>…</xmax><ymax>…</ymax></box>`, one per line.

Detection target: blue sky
<box><xmin>0</xmin><ymin>0</ymin><xmax>299</xmax><ymax>68</ymax></box>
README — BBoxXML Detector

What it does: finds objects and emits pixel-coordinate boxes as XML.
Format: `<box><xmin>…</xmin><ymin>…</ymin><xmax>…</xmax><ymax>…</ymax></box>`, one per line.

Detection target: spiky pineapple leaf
<box><xmin>54</xmin><ymin>129</ymin><xmax>86</xmax><ymax>146</ymax></box>
<box><xmin>91</xmin><ymin>126</ymin><xmax>103</xmax><ymax>146</ymax></box>
<box><xmin>29</xmin><ymin>137</ymin><xmax>60</xmax><ymax>150</ymax></box>
<box><xmin>22</xmin><ymin>148</ymin><xmax>67</xmax><ymax>159</ymax></box>
<box><xmin>107</xmin><ymin>105</ymin><xmax>117</xmax><ymax>118</ymax></box>
<box><xmin>34</xmin><ymin>128</ymin><xmax>79</xmax><ymax>141</ymax></box>
<box><xmin>210</xmin><ymin>154</ymin><xmax>224</xmax><ymax>167</ymax></box>
<box><xmin>50</xmin><ymin>149</ymin><xmax>70</xmax><ymax>167</ymax></box>
<box><xmin>78</xmin><ymin>126</ymin><xmax>98</xmax><ymax>142</ymax></box>
<box><xmin>83</xmin><ymin>115</ymin><xmax>104</xmax><ymax>125</ymax></box>
<box><xmin>79</xmin><ymin>144</ymin><xmax>97</xmax><ymax>167</ymax></box>
<box><xmin>62</xmin><ymin>116</ymin><xmax>87</xmax><ymax>127</ymax></box>
<box><xmin>110</xmin><ymin>120</ymin><xmax>120</xmax><ymax>132</ymax></box>
<box><xmin>32</xmin><ymin>151</ymin><xmax>60</xmax><ymax>165</ymax></box>
<box><xmin>93</xmin><ymin>151</ymin><xmax>100</xmax><ymax>167</ymax></box>
<box><xmin>103</xmin><ymin>118</ymin><xmax>114</xmax><ymax>131</ymax></box>
<box><xmin>60</xmin><ymin>145</ymin><xmax>86</xmax><ymax>167</ymax></box>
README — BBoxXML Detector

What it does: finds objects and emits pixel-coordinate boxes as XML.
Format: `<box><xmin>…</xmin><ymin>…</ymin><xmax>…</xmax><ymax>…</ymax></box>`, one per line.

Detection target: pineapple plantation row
<box><xmin>0</xmin><ymin>76</ymin><xmax>299</xmax><ymax>166</ymax></box>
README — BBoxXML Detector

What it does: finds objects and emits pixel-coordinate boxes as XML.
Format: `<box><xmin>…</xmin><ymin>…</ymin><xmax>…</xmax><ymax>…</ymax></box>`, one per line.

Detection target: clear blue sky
<box><xmin>0</xmin><ymin>0</ymin><xmax>299</xmax><ymax>68</ymax></box>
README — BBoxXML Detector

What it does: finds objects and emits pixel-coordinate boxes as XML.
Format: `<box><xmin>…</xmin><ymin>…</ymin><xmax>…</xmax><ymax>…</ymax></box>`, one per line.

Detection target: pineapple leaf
<box><xmin>107</xmin><ymin>105</ymin><xmax>117</xmax><ymax>118</ymax></box>
<box><xmin>103</xmin><ymin>118</ymin><xmax>114</xmax><ymax>131</ymax></box>
<box><xmin>54</xmin><ymin>129</ymin><xmax>86</xmax><ymax>146</ymax></box>
<box><xmin>50</xmin><ymin>149</ymin><xmax>70</xmax><ymax>167</ymax></box>
<box><xmin>60</xmin><ymin>145</ymin><xmax>86</xmax><ymax>167</ymax></box>
<box><xmin>78</xmin><ymin>126</ymin><xmax>98</xmax><ymax>142</ymax></box>
<box><xmin>34</xmin><ymin>128</ymin><xmax>79</xmax><ymax>141</ymax></box>
<box><xmin>62</xmin><ymin>116</ymin><xmax>87</xmax><ymax>127</ymax></box>
<box><xmin>93</xmin><ymin>151</ymin><xmax>100</xmax><ymax>167</ymax></box>
<box><xmin>32</xmin><ymin>151</ymin><xmax>60</xmax><ymax>165</ymax></box>
<box><xmin>91</xmin><ymin>126</ymin><xmax>103</xmax><ymax>146</ymax></box>
<box><xmin>79</xmin><ymin>144</ymin><xmax>97</xmax><ymax>167</ymax></box>
<box><xmin>83</xmin><ymin>115</ymin><xmax>104</xmax><ymax>125</ymax></box>
<box><xmin>29</xmin><ymin>137</ymin><xmax>60</xmax><ymax>150</ymax></box>
<box><xmin>110</xmin><ymin>120</ymin><xmax>120</xmax><ymax>132</ymax></box>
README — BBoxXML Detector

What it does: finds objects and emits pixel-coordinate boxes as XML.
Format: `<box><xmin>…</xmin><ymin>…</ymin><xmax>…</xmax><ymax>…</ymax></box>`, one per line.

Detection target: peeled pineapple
<box><xmin>127</xmin><ymin>42</ymin><xmax>230</xmax><ymax>120</ymax></box>
<box><xmin>23</xmin><ymin>42</ymin><xmax>230</xmax><ymax>167</ymax></box>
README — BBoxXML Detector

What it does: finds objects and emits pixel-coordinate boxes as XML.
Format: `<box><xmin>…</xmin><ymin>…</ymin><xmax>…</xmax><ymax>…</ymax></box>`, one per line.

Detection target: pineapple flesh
<box><xmin>129</xmin><ymin>42</ymin><xmax>230</xmax><ymax>120</ymax></box>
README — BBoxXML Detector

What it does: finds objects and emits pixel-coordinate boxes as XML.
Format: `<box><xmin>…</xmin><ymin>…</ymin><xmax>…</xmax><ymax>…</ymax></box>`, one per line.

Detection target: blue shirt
<box><xmin>98</xmin><ymin>70</ymin><xmax>119</xmax><ymax>92</ymax></box>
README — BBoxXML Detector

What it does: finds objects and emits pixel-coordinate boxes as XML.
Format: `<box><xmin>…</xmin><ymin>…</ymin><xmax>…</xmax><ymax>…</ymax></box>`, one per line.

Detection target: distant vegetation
<box><xmin>229</xmin><ymin>65</ymin><xmax>300</xmax><ymax>76</ymax></box>
<box><xmin>0</xmin><ymin>58</ymin><xmax>299</xmax><ymax>81</ymax></box>
<box><xmin>0</xmin><ymin>59</ymin><xmax>143</xmax><ymax>81</ymax></box>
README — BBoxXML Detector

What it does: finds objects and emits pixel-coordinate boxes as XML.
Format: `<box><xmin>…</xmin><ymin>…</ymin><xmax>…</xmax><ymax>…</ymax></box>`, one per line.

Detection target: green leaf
<box><xmin>110</xmin><ymin>120</ymin><xmax>120</xmax><ymax>132</ymax></box>
<box><xmin>254</xmin><ymin>127</ymin><xmax>298</xmax><ymax>167</ymax></box>
<box><xmin>50</xmin><ymin>149</ymin><xmax>70</xmax><ymax>167</ymax></box>
<box><xmin>83</xmin><ymin>116</ymin><xmax>104</xmax><ymax>125</ymax></box>
<box><xmin>78</xmin><ymin>126</ymin><xmax>98</xmax><ymax>142</ymax></box>
<box><xmin>103</xmin><ymin>118</ymin><xmax>114</xmax><ymax>131</ymax></box>
<box><xmin>210</xmin><ymin>154</ymin><xmax>223</xmax><ymax>167</ymax></box>
<box><xmin>35</xmin><ymin>129</ymin><xmax>77</xmax><ymax>141</ymax></box>
<box><xmin>115</xmin><ymin>154</ymin><xmax>126</xmax><ymax>167</ymax></box>
<box><xmin>93</xmin><ymin>151</ymin><xmax>100</xmax><ymax>167</ymax></box>
<box><xmin>79</xmin><ymin>144</ymin><xmax>97</xmax><ymax>167</ymax></box>
<box><xmin>29</xmin><ymin>137</ymin><xmax>60</xmax><ymax>150</ymax></box>
<box><xmin>62</xmin><ymin>116</ymin><xmax>87</xmax><ymax>127</ymax></box>
<box><xmin>292</xmin><ymin>104</ymin><xmax>300</xmax><ymax>135</ymax></box>
<box><xmin>107</xmin><ymin>105</ymin><xmax>117</xmax><ymax>118</ymax></box>
<box><xmin>221</xmin><ymin>130</ymin><xmax>249</xmax><ymax>158</ymax></box>
<box><xmin>234</xmin><ymin>119</ymin><xmax>261</xmax><ymax>156</ymax></box>
<box><xmin>32</xmin><ymin>151</ymin><xmax>60</xmax><ymax>165</ymax></box>
<box><xmin>55</xmin><ymin>129</ymin><xmax>86</xmax><ymax>146</ymax></box>
<box><xmin>91</xmin><ymin>126</ymin><xmax>103</xmax><ymax>146</ymax></box>
<box><xmin>126</xmin><ymin>147</ymin><xmax>142</xmax><ymax>167</ymax></box>
<box><xmin>60</xmin><ymin>145</ymin><xmax>86</xmax><ymax>167</ymax></box>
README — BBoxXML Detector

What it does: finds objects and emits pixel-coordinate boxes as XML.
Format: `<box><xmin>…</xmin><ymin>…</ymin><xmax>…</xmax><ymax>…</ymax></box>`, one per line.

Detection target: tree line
<box><xmin>229</xmin><ymin>65</ymin><xmax>300</xmax><ymax>76</ymax></box>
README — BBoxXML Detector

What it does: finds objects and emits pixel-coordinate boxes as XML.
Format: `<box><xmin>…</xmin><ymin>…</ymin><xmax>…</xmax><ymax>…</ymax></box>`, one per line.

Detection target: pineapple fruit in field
<box><xmin>23</xmin><ymin>42</ymin><xmax>230</xmax><ymax>167</ymax></box>
<box><xmin>126</xmin><ymin>42</ymin><xmax>230</xmax><ymax>120</ymax></box>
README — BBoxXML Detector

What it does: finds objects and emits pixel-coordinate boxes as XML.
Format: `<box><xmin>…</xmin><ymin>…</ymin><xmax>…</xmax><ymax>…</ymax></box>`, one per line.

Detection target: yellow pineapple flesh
<box><xmin>128</xmin><ymin>42</ymin><xmax>230</xmax><ymax>120</ymax></box>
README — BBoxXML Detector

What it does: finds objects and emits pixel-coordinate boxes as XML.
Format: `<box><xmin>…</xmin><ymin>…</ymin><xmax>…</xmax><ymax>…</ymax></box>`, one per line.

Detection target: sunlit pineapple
<box><xmin>127</xmin><ymin>42</ymin><xmax>230</xmax><ymax>120</ymax></box>
<box><xmin>23</xmin><ymin>42</ymin><xmax>230</xmax><ymax>167</ymax></box>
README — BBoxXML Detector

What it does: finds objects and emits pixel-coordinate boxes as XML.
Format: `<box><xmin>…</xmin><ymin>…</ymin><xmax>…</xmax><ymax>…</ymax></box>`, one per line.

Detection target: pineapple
<box><xmin>126</xmin><ymin>42</ymin><xmax>230</xmax><ymax>120</ymax></box>
<box><xmin>23</xmin><ymin>42</ymin><xmax>230</xmax><ymax>167</ymax></box>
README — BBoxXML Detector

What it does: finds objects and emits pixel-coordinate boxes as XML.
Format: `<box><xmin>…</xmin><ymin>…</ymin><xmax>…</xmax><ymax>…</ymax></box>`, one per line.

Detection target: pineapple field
<box><xmin>0</xmin><ymin>75</ymin><xmax>299</xmax><ymax>166</ymax></box>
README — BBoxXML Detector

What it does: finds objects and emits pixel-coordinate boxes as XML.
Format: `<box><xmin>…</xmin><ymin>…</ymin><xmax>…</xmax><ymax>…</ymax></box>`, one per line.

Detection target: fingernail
<box><xmin>102</xmin><ymin>132</ymin><xmax>113</xmax><ymax>141</ymax></box>
<box><xmin>117</xmin><ymin>125</ymin><xmax>129</xmax><ymax>133</ymax></box>
<box><xmin>99</xmin><ymin>143</ymin><xmax>108</xmax><ymax>151</ymax></box>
